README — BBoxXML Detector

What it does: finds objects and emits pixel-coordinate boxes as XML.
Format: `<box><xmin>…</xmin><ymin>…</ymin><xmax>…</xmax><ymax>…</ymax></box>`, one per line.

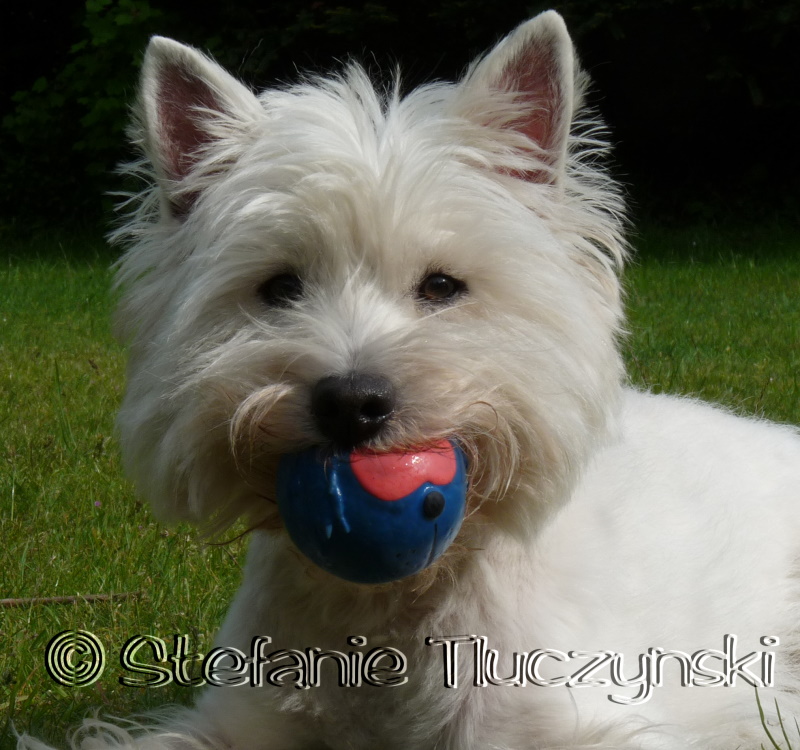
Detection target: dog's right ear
<box><xmin>137</xmin><ymin>37</ymin><xmax>261</xmax><ymax>218</ymax></box>
<box><xmin>454</xmin><ymin>11</ymin><xmax>576</xmax><ymax>185</ymax></box>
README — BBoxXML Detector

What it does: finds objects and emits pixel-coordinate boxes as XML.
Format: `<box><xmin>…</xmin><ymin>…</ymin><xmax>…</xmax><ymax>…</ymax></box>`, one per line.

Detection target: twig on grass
<box><xmin>0</xmin><ymin>592</ymin><xmax>141</xmax><ymax>608</ymax></box>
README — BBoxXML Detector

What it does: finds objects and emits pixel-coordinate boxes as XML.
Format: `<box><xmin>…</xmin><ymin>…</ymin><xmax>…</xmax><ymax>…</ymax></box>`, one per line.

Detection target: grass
<box><xmin>0</xmin><ymin>233</ymin><xmax>243</xmax><ymax>748</ymax></box>
<box><xmin>1</xmin><ymin>223</ymin><xmax>799</xmax><ymax>749</ymax></box>
<box><xmin>759</xmin><ymin>690</ymin><xmax>800</xmax><ymax>750</ymax></box>
<box><xmin>623</xmin><ymin>222</ymin><xmax>800</xmax><ymax>425</ymax></box>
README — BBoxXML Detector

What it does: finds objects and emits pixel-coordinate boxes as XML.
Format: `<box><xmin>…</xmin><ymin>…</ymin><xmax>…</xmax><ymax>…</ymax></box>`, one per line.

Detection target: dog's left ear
<box><xmin>137</xmin><ymin>37</ymin><xmax>262</xmax><ymax>218</ymax></box>
<box><xmin>457</xmin><ymin>10</ymin><xmax>576</xmax><ymax>184</ymax></box>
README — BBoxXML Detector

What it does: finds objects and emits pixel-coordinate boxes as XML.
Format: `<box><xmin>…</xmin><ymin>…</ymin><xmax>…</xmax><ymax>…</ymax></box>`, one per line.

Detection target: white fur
<box><xmin>19</xmin><ymin>10</ymin><xmax>800</xmax><ymax>750</ymax></box>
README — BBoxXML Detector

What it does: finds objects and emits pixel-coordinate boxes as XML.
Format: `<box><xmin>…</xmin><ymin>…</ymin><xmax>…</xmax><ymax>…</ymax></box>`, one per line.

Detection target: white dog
<box><xmin>20</xmin><ymin>10</ymin><xmax>800</xmax><ymax>750</ymax></box>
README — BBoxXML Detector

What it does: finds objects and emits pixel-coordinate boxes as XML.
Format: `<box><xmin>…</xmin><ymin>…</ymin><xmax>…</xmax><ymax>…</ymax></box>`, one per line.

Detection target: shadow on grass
<box><xmin>0</xmin><ymin>225</ymin><xmax>117</xmax><ymax>265</ymax></box>
<box><xmin>629</xmin><ymin>219</ymin><xmax>800</xmax><ymax>264</ymax></box>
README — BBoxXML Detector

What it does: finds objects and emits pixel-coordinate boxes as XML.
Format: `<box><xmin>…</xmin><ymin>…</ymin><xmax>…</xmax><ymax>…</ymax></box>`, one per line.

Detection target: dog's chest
<box><xmin>286</xmin><ymin>640</ymin><xmax>481</xmax><ymax>750</ymax></box>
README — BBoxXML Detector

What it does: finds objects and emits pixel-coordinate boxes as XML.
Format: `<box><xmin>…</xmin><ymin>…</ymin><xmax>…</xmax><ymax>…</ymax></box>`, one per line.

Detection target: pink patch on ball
<box><xmin>350</xmin><ymin>440</ymin><xmax>457</xmax><ymax>501</ymax></box>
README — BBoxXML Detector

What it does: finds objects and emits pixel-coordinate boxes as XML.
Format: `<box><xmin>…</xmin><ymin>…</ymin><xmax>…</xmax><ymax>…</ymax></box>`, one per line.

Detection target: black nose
<box><xmin>311</xmin><ymin>373</ymin><xmax>395</xmax><ymax>448</ymax></box>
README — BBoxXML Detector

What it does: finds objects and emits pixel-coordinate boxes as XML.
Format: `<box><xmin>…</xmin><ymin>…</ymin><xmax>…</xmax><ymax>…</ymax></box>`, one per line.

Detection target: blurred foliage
<box><xmin>1</xmin><ymin>0</ymin><xmax>798</xmax><ymax>229</ymax></box>
<box><xmin>2</xmin><ymin>1</ymin><xmax>166</xmax><ymax>226</ymax></box>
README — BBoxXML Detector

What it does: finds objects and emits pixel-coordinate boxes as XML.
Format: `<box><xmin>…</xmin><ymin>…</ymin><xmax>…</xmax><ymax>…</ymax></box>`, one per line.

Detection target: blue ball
<box><xmin>277</xmin><ymin>442</ymin><xmax>468</xmax><ymax>584</ymax></box>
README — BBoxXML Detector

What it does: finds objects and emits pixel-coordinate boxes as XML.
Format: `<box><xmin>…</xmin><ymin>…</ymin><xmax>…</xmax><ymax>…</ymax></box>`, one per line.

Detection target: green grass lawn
<box><xmin>1</xmin><ymin>225</ymin><xmax>799</xmax><ymax>749</ymax></box>
<box><xmin>624</xmin><ymin>222</ymin><xmax>800</xmax><ymax>424</ymax></box>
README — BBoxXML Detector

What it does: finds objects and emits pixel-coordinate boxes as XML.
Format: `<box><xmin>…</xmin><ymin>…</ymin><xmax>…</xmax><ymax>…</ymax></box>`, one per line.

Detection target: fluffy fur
<box><xmin>19</xmin><ymin>10</ymin><xmax>800</xmax><ymax>750</ymax></box>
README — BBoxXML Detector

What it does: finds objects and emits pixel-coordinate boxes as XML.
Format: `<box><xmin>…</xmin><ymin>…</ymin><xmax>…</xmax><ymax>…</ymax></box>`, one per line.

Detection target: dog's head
<box><xmin>114</xmin><ymin>11</ymin><xmax>626</xmax><ymax>559</ymax></box>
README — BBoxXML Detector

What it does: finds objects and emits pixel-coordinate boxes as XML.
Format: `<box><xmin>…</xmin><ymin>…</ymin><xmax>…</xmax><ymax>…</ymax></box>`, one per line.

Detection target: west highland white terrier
<box><xmin>20</xmin><ymin>10</ymin><xmax>800</xmax><ymax>750</ymax></box>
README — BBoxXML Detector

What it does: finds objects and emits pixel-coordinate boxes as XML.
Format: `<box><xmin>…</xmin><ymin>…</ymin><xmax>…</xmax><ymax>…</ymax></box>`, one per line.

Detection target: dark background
<box><xmin>2</xmin><ymin>0</ymin><xmax>798</xmax><ymax>231</ymax></box>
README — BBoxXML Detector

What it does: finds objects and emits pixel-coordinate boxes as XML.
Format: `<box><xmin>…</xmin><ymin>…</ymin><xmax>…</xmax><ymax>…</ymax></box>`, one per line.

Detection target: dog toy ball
<box><xmin>277</xmin><ymin>440</ymin><xmax>468</xmax><ymax>584</ymax></box>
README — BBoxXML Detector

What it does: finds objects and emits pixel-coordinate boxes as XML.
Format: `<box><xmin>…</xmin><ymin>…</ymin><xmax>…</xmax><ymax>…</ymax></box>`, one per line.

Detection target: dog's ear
<box><xmin>458</xmin><ymin>11</ymin><xmax>576</xmax><ymax>184</ymax></box>
<box><xmin>137</xmin><ymin>37</ymin><xmax>261</xmax><ymax>218</ymax></box>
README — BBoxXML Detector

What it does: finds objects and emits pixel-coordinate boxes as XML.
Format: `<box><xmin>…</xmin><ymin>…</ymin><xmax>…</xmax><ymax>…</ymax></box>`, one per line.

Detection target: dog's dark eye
<box><xmin>258</xmin><ymin>273</ymin><xmax>303</xmax><ymax>308</ymax></box>
<box><xmin>417</xmin><ymin>273</ymin><xmax>467</xmax><ymax>304</ymax></box>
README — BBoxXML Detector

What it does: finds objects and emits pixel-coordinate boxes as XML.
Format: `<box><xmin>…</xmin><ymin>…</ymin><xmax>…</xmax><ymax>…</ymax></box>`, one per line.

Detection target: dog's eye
<box><xmin>417</xmin><ymin>273</ymin><xmax>467</xmax><ymax>304</ymax></box>
<box><xmin>258</xmin><ymin>273</ymin><xmax>303</xmax><ymax>308</ymax></box>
